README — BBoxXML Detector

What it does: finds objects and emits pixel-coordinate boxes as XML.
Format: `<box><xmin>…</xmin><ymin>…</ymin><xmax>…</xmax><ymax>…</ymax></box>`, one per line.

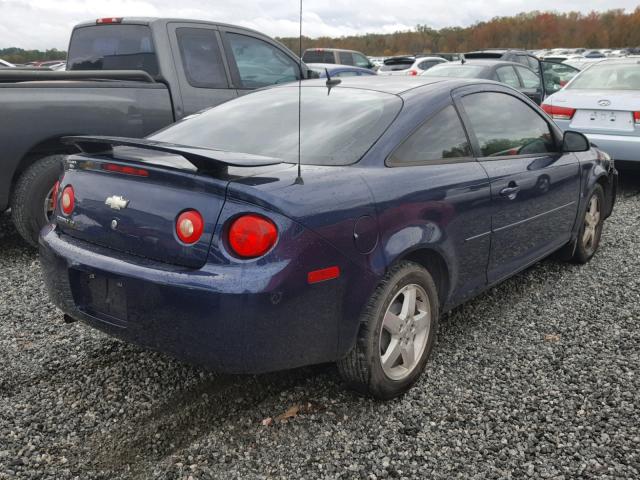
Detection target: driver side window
<box><xmin>352</xmin><ymin>53</ymin><xmax>371</xmax><ymax>69</ymax></box>
<box><xmin>226</xmin><ymin>33</ymin><xmax>299</xmax><ymax>89</ymax></box>
<box><xmin>461</xmin><ymin>92</ymin><xmax>558</xmax><ymax>157</ymax></box>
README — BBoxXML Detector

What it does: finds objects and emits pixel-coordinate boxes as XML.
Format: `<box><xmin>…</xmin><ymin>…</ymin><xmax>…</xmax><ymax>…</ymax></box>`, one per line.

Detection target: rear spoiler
<box><xmin>0</xmin><ymin>69</ymin><xmax>155</xmax><ymax>84</ymax></box>
<box><xmin>62</xmin><ymin>136</ymin><xmax>283</xmax><ymax>171</ymax></box>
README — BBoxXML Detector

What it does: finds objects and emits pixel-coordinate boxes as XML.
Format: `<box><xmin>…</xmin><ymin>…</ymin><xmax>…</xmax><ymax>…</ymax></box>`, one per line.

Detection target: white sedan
<box><xmin>542</xmin><ymin>59</ymin><xmax>640</xmax><ymax>164</ymax></box>
<box><xmin>377</xmin><ymin>56</ymin><xmax>447</xmax><ymax>76</ymax></box>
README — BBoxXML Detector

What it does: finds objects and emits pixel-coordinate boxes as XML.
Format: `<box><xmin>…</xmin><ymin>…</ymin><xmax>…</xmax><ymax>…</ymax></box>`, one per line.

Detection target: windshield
<box><xmin>424</xmin><ymin>65</ymin><xmax>486</xmax><ymax>78</ymax></box>
<box><xmin>151</xmin><ymin>86</ymin><xmax>402</xmax><ymax>166</ymax></box>
<box><xmin>568</xmin><ymin>63</ymin><xmax>640</xmax><ymax>90</ymax></box>
<box><xmin>67</xmin><ymin>25</ymin><xmax>159</xmax><ymax>76</ymax></box>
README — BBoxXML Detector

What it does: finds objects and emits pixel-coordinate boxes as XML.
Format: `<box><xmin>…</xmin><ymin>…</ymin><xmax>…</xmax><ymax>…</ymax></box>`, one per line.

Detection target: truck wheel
<box><xmin>11</xmin><ymin>155</ymin><xmax>64</xmax><ymax>247</ymax></box>
<box><xmin>572</xmin><ymin>184</ymin><xmax>605</xmax><ymax>264</ymax></box>
<box><xmin>337</xmin><ymin>261</ymin><xmax>439</xmax><ymax>399</ymax></box>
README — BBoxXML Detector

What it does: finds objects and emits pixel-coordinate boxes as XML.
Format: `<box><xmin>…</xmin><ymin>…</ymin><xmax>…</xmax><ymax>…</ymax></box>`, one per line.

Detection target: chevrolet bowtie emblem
<box><xmin>105</xmin><ymin>195</ymin><xmax>130</xmax><ymax>210</ymax></box>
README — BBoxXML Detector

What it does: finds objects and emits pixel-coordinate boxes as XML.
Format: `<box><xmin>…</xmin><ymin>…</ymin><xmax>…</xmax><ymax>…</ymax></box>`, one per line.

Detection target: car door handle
<box><xmin>500</xmin><ymin>184</ymin><xmax>521</xmax><ymax>199</ymax></box>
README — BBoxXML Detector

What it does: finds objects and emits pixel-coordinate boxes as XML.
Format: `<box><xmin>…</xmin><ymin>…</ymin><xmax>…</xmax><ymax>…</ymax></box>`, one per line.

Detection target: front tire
<box><xmin>338</xmin><ymin>261</ymin><xmax>439</xmax><ymax>399</ymax></box>
<box><xmin>11</xmin><ymin>155</ymin><xmax>64</xmax><ymax>247</ymax></box>
<box><xmin>572</xmin><ymin>185</ymin><xmax>605</xmax><ymax>264</ymax></box>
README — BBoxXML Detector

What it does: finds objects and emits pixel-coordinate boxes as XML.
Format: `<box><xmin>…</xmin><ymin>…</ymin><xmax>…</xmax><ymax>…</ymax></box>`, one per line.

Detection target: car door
<box><xmin>515</xmin><ymin>65</ymin><xmax>544</xmax><ymax>104</ymax></box>
<box><xmin>495</xmin><ymin>66</ymin><xmax>522</xmax><ymax>90</ymax></box>
<box><xmin>167</xmin><ymin>23</ymin><xmax>237</xmax><ymax>117</ymax></box>
<box><xmin>352</xmin><ymin>52</ymin><xmax>373</xmax><ymax>69</ymax></box>
<box><xmin>220</xmin><ymin>28</ymin><xmax>302</xmax><ymax>95</ymax></box>
<box><xmin>339</xmin><ymin>51</ymin><xmax>355</xmax><ymax>66</ymax></box>
<box><xmin>540</xmin><ymin>61</ymin><xmax>580</xmax><ymax>97</ymax></box>
<box><xmin>384</xmin><ymin>104</ymin><xmax>492</xmax><ymax>301</ymax></box>
<box><xmin>455</xmin><ymin>88</ymin><xmax>581</xmax><ymax>284</ymax></box>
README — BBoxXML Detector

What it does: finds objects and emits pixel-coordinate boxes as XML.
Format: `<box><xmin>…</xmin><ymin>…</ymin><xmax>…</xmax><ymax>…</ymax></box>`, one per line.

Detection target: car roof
<box><xmin>306</xmin><ymin>63</ymin><xmax>371</xmax><ymax>72</ymax></box>
<box><xmin>466</xmin><ymin>49</ymin><xmax>527</xmax><ymax>54</ymax></box>
<box><xmin>413</xmin><ymin>56</ymin><xmax>447</xmax><ymax>61</ymax></box>
<box><xmin>273</xmin><ymin>76</ymin><xmax>483</xmax><ymax>95</ymax></box>
<box><xmin>594</xmin><ymin>58</ymin><xmax>640</xmax><ymax>65</ymax></box>
<box><xmin>74</xmin><ymin>17</ymin><xmax>271</xmax><ymax>39</ymax></box>
<box><xmin>303</xmin><ymin>48</ymin><xmax>362</xmax><ymax>54</ymax></box>
<box><xmin>437</xmin><ymin>59</ymin><xmax>524</xmax><ymax>68</ymax></box>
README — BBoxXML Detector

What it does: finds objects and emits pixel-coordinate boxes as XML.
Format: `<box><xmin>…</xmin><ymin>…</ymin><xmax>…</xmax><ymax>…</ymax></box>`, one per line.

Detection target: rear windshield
<box><xmin>302</xmin><ymin>50</ymin><xmax>335</xmax><ymax>64</ymax></box>
<box><xmin>67</xmin><ymin>25</ymin><xmax>159</xmax><ymax>76</ymax></box>
<box><xmin>379</xmin><ymin>59</ymin><xmax>414</xmax><ymax>72</ymax></box>
<box><xmin>151</xmin><ymin>86</ymin><xmax>402</xmax><ymax>166</ymax></box>
<box><xmin>568</xmin><ymin>64</ymin><xmax>640</xmax><ymax>90</ymax></box>
<box><xmin>424</xmin><ymin>65</ymin><xmax>486</xmax><ymax>78</ymax></box>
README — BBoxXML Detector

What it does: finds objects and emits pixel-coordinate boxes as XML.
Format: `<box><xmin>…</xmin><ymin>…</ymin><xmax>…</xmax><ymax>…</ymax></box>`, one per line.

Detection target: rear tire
<box><xmin>572</xmin><ymin>184</ymin><xmax>605</xmax><ymax>264</ymax></box>
<box><xmin>11</xmin><ymin>155</ymin><xmax>64</xmax><ymax>247</ymax></box>
<box><xmin>337</xmin><ymin>261</ymin><xmax>439</xmax><ymax>399</ymax></box>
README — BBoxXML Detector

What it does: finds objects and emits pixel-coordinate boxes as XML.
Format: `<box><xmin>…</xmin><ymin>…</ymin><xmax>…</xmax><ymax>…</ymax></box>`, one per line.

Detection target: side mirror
<box><xmin>562</xmin><ymin>130</ymin><xmax>590</xmax><ymax>153</ymax></box>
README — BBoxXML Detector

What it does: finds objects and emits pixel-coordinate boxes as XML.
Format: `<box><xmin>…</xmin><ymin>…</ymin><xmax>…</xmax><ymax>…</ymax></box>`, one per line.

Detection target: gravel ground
<box><xmin>1</xmin><ymin>174</ymin><xmax>639</xmax><ymax>480</ymax></box>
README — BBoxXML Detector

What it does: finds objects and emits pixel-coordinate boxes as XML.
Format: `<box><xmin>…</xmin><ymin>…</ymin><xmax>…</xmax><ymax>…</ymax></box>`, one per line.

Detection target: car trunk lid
<box><xmin>552</xmin><ymin>90</ymin><xmax>640</xmax><ymax>135</ymax></box>
<box><xmin>56</xmin><ymin>137</ymin><xmax>282</xmax><ymax>268</ymax></box>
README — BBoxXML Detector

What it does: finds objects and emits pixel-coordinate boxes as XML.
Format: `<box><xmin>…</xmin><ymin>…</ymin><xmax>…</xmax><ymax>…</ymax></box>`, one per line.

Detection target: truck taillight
<box><xmin>634</xmin><ymin>112</ymin><xmax>640</xmax><ymax>124</ymax></box>
<box><xmin>96</xmin><ymin>17</ymin><xmax>123</xmax><ymax>24</ymax></box>
<box><xmin>176</xmin><ymin>210</ymin><xmax>204</xmax><ymax>245</ymax></box>
<box><xmin>541</xmin><ymin>104</ymin><xmax>576</xmax><ymax>120</ymax></box>
<box><xmin>61</xmin><ymin>186</ymin><xmax>74</xmax><ymax>216</ymax></box>
<box><xmin>228</xmin><ymin>214</ymin><xmax>278</xmax><ymax>259</ymax></box>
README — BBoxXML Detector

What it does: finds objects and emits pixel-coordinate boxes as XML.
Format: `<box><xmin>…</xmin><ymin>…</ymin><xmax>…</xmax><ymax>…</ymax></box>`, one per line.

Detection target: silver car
<box><xmin>542</xmin><ymin>59</ymin><xmax>640</xmax><ymax>164</ymax></box>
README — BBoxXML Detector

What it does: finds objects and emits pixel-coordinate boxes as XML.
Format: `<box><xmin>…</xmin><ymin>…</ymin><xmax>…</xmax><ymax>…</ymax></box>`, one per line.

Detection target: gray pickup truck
<box><xmin>1</xmin><ymin>17</ymin><xmax>312</xmax><ymax>245</ymax></box>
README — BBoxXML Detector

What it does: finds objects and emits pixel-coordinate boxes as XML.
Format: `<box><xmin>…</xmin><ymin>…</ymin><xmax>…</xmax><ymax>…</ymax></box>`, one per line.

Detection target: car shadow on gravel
<box><xmin>80</xmin><ymin>349</ymin><xmax>339</xmax><ymax>476</ymax></box>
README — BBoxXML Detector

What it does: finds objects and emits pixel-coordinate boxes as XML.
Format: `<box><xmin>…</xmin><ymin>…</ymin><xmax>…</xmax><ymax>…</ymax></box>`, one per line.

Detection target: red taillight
<box><xmin>176</xmin><ymin>210</ymin><xmax>204</xmax><ymax>245</ymax></box>
<box><xmin>408</xmin><ymin>69</ymin><xmax>418</xmax><ymax>76</ymax></box>
<box><xmin>61</xmin><ymin>186</ymin><xmax>74</xmax><ymax>215</ymax></box>
<box><xmin>228</xmin><ymin>214</ymin><xmax>278</xmax><ymax>259</ymax></box>
<box><xmin>308</xmin><ymin>266</ymin><xmax>340</xmax><ymax>284</ymax></box>
<box><xmin>102</xmin><ymin>163</ymin><xmax>149</xmax><ymax>177</ymax></box>
<box><xmin>542</xmin><ymin>103</ymin><xmax>576</xmax><ymax>120</ymax></box>
<box><xmin>634</xmin><ymin>112</ymin><xmax>640</xmax><ymax>124</ymax></box>
<box><xmin>96</xmin><ymin>17</ymin><xmax>123</xmax><ymax>24</ymax></box>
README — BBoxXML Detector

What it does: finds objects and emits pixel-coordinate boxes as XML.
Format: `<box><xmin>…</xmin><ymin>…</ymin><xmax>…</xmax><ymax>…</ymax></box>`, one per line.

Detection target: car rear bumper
<box><xmin>555</xmin><ymin>121</ymin><xmax>640</xmax><ymax>162</ymax></box>
<box><xmin>39</xmin><ymin>225</ymin><xmax>356</xmax><ymax>374</ymax></box>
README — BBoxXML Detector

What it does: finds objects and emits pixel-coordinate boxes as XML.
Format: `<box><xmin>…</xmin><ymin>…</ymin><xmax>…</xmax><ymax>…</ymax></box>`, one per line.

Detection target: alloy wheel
<box><xmin>582</xmin><ymin>195</ymin><xmax>601</xmax><ymax>252</ymax></box>
<box><xmin>379</xmin><ymin>284</ymin><xmax>431</xmax><ymax>381</ymax></box>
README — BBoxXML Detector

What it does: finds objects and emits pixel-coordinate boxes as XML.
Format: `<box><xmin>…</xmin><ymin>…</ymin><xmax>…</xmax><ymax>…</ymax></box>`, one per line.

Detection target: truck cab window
<box><xmin>226</xmin><ymin>33</ymin><xmax>299</xmax><ymax>89</ymax></box>
<box><xmin>67</xmin><ymin>25</ymin><xmax>159</xmax><ymax>77</ymax></box>
<box><xmin>176</xmin><ymin>28</ymin><xmax>228</xmax><ymax>89</ymax></box>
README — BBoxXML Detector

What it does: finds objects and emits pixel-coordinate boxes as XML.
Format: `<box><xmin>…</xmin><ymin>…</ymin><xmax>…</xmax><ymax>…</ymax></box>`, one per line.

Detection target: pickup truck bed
<box><xmin>1</xmin><ymin>79</ymin><xmax>174</xmax><ymax>239</ymax></box>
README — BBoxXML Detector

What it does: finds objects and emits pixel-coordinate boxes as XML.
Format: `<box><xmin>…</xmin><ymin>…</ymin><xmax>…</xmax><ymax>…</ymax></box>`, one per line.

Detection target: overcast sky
<box><xmin>0</xmin><ymin>0</ymin><xmax>637</xmax><ymax>50</ymax></box>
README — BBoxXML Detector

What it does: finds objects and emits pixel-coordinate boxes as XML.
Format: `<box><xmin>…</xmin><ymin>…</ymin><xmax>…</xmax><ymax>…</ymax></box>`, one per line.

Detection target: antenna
<box><xmin>325</xmin><ymin>67</ymin><xmax>341</xmax><ymax>95</ymax></box>
<box><xmin>295</xmin><ymin>0</ymin><xmax>304</xmax><ymax>185</ymax></box>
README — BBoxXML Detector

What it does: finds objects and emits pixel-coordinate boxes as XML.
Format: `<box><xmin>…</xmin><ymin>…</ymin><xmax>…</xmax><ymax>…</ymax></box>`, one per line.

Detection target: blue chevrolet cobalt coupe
<box><xmin>40</xmin><ymin>77</ymin><xmax>617</xmax><ymax>399</ymax></box>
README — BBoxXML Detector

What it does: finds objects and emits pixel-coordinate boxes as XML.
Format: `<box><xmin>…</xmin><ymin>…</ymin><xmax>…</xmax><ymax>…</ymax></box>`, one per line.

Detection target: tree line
<box><xmin>0</xmin><ymin>48</ymin><xmax>66</xmax><ymax>65</ymax></box>
<box><xmin>278</xmin><ymin>9</ymin><xmax>640</xmax><ymax>56</ymax></box>
<box><xmin>2</xmin><ymin>9</ymin><xmax>639</xmax><ymax>63</ymax></box>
